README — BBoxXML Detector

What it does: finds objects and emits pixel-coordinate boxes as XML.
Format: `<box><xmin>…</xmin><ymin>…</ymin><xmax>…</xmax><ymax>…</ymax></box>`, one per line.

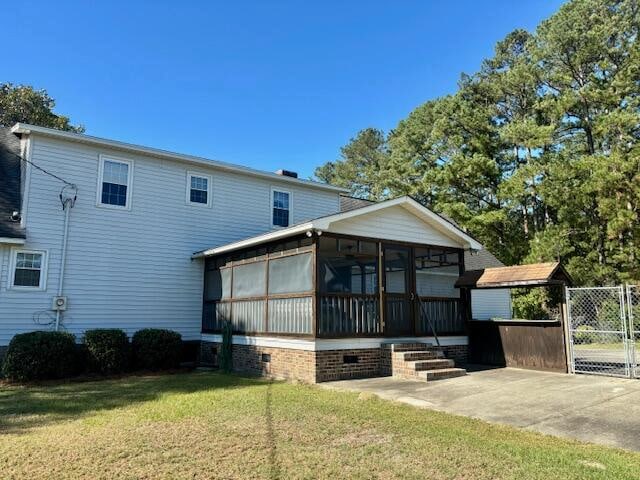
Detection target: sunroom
<box><xmin>193</xmin><ymin>197</ymin><xmax>483</xmax><ymax>383</ymax></box>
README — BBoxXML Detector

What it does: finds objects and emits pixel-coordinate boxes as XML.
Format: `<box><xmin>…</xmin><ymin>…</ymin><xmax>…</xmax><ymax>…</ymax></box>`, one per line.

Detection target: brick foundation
<box><xmin>440</xmin><ymin>344</ymin><xmax>468</xmax><ymax>367</ymax></box>
<box><xmin>200</xmin><ymin>341</ymin><xmax>315</xmax><ymax>383</ymax></box>
<box><xmin>200</xmin><ymin>340</ymin><xmax>467</xmax><ymax>383</ymax></box>
<box><xmin>315</xmin><ymin>348</ymin><xmax>381</xmax><ymax>382</ymax></box>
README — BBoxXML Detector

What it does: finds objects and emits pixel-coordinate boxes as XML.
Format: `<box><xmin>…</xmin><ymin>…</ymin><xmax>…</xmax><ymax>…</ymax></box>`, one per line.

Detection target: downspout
<box><xmin>55</xmin><ymin>185</ymin><xmax>77</xmax><ymax>331</ymax></box>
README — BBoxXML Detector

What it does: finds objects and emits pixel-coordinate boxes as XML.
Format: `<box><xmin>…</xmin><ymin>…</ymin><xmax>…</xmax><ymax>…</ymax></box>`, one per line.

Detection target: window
<box><xmin>187</xmin><ymin>172</ymin><xmax>212</xmax><ymax>207</ymax></box>
<box><xmin>271</xmin><ymin>189</ymin><xmax>290</xmax><ymax>227</ymax></box>
<box><xmin>98</xmin><ymin>156</ymin><xmax>132</xmax><ymax>209</ymax></box>
<box><xmin>10</xmin><ymin>249</ymin><xmax>47</xmax><ymax>289</ymax></box>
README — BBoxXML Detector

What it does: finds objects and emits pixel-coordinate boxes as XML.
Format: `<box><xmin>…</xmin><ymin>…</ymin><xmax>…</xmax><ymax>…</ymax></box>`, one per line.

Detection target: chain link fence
<box><xmin>627</xmin><ymin>285</ymin><xmax>640</xmax><ymax>378</ymax></box>
<box><xmin>567</xmin><ymin>286</ymin><xmax>629</xmax><ymax>377</ymax></box>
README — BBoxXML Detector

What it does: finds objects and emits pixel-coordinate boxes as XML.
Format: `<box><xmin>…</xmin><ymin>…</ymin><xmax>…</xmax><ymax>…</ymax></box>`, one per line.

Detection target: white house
<box><xmin>0</xmin><ymin>123</ymin><xmax>510</xmax><ymax>381</ymax></box>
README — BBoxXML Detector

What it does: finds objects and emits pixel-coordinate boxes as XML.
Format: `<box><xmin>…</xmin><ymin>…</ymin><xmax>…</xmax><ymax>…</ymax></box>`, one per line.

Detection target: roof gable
<box><xmin>328</xmin><ymin>204</ymin><xmax>463</xmax><ymax>248</ymax></box>
<box><xmin>195</xmin><ymin>196</ymin><xmax>482</xmax><ymax>257</ymax></box>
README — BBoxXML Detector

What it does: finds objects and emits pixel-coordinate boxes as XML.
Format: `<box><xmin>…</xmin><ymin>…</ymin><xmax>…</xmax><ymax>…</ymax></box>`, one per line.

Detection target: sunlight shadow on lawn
<box><xmin>0</xmin><ymin>371</ymin><xmax>263</xmax><ymax>435</ymax></box>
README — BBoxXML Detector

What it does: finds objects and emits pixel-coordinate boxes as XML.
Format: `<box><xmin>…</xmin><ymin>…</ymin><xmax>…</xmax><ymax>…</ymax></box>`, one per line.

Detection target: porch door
<box><xmin>383</xmin><ymin>244</ymin><xmax>415</xmax><ymax>336</ymax></box>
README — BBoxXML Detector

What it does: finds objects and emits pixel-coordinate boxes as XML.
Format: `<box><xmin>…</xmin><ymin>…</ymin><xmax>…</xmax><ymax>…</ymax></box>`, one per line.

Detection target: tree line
<box><xmin>315</xmin><ymin>0</ymin><xmax>639</xmax><ymax>285</ymax></box>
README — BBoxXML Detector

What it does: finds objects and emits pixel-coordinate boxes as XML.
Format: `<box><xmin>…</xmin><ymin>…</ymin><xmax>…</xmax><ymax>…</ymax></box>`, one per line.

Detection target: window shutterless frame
<box><xmin>96</xmin><ymin>154</ymin><xmax>134</xmax><ymax>210</ymax></box>
<box><xmin>270</xmin><ymin>187</ymin><xmax>292</xmax><ymax>228</ymax></box>
<box><xmin>186</xmin><ymin>171</ymin><xmax>213</xmax><ymax>207</ymax></box>
<box><xmin>8</xmin><ymin>248</ymin><xmax>48</xmax><ymax>291</ymax></box>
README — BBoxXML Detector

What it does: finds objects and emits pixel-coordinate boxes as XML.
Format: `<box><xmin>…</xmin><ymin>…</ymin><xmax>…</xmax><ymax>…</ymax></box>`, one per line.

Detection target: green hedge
<box><xmin>84</xmin><ymin>329</ymin><xmax>130</xmax><ymax>374</ymax></box>
<box><xmin>2</xmin><ymin>331</ymin><xmax>79</xmax><ymax>381</ymax></box>
<box><xmin>132</xmin><ymin>329</ymin><xmax>182</xmax><ymax>370</ymax></box>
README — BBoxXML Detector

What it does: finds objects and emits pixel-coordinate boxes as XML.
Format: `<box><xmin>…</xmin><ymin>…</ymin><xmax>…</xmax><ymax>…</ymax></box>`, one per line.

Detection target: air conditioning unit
<box><xmin>51</xmin><ymin>296</ymin><xmax>68</xmax><ymax>311</ymax></box>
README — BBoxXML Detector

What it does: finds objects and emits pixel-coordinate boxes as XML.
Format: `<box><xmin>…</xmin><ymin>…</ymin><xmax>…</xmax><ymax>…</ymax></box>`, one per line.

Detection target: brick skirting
<box><xmin>440</xmin><ymin>344</ymin><xmax>468</xmax><ymax>366</ymax></box>
<box><xmin>200</xmin><ymin>340</ymin><xmax>468</xmax><ymax>383</ymax></box>
<box><xmin>200</xmin><ymin>341</ymin><xmax>316</xmax><ymax>383</ymax></box>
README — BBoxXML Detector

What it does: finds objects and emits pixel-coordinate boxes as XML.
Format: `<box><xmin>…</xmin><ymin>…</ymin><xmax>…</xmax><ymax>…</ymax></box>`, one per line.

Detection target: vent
<box><xmin>275</xmin><ymin>169</ymin><xmax>298</xmax><ymax>179</ymax></box>
<box><xmin>343</xmin><ymin>355</ymin><xmax>359</xmax><ymax>364</ymax></box>
<box><xmin>261</xmin><ymin>353</ymin><xmax>271</xmax><ymax>363</ymax></box>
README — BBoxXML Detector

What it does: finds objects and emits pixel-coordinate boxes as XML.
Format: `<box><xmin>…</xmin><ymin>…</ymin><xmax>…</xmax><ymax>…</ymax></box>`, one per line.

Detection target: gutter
<box><xmin>11</xmin><ymin>123</ymin><xmax>348</xmax><ymax>194</ymax></box>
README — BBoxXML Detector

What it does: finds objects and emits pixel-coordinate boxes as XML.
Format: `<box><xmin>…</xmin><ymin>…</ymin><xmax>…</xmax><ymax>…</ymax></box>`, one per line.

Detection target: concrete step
<box><xmin>418</xmin><ymin>368</ymin><xmax>467</xmax><ymax>381</ymax></box>
<box><xmin>401</xmin><ymin>350</ymin><xmax>444</xmax><ymax>362</ymax></box>
<box><xmin>388</xmin><ymin>342</ymin><xmax>432</xmax><ymax>353</ymax></box>
<box><xmin>409</xmin><ymin>359</ymin><xmax>455</xmax><ymax>371</ymax></box>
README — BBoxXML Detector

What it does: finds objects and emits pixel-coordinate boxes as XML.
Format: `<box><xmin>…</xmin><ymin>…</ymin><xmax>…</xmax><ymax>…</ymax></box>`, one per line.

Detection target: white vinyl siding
<box><xmin>0</xmin><ymin>136</ymin><xmax>340</xmax><ymax>345</ymax></box>
<box><xmin>471</xmin><ymin>289</ymin><xmax>512</xmax><ymax>320</ymax></box>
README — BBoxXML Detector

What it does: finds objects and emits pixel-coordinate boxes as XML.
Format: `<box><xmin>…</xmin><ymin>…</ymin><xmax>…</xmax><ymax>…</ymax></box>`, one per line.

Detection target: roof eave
<box><xmin>11</xmin><ymin>123</ymin><xmax>348</xmax><ymax>194</ymax></box>
<box><xmin>192</xmin><ymin>222</ymin><xmax>316</xmax><ymax>259</ymax></box>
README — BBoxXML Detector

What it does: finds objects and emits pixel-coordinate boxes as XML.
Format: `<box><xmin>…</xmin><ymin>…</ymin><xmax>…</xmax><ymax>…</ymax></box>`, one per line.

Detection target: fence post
<box><xmin>564</xmin><ymin>286</ymin><xmax>575</xmax><ymax>374</ymax></box>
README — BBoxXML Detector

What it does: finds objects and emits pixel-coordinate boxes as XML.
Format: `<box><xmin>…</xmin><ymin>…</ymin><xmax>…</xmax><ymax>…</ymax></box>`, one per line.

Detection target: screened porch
<box><xmin>201</xmin><ymin>232</ymin><xmax>469</xmax><ymax>338</ymax></box>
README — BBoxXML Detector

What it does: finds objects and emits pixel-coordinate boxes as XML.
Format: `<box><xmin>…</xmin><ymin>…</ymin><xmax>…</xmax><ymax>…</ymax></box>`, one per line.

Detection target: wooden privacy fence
<box><xmin>467</xmin><ymin>319</ymin><xmax>568</xmax><ymax>373</ymax></box>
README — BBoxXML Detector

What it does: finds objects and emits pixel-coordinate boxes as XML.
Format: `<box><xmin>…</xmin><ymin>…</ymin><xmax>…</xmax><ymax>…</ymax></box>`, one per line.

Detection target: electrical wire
<box><xmin>21</xmin><ymin>153</ymin><xmax>74</xmax><ymax>186</ymax></box>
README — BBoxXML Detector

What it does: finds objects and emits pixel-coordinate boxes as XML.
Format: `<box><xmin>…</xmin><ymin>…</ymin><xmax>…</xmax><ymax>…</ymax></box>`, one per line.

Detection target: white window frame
<box><xmin>96</xmin><ymin>154</ymin><xmax>134</xmax><ymax>210</ymax></box>
<box><xmin>186</xmin><ymin>171</ymin><xmax>213</xmax><ymax>208</ymax></box>
<box><xmin>8</xmin><ymin>248</ymin><xmax>48</xmax><ymax>291</ymax></box>
<box><xmin>270</xmin><ymin>187</ymin><xmax>292</xmax><ymax>228</ymax></box>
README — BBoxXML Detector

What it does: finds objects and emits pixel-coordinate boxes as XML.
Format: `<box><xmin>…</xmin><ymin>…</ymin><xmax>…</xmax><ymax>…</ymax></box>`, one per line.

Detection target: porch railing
<box><xmin>318</xmin><ymin>294</ymin><xmax>382</xmax><ymax>337</ymax></box>
<box><xmin>417</xmin><ymin>297</ymin><xmax>464</xmax><ymax>335</ymax></box>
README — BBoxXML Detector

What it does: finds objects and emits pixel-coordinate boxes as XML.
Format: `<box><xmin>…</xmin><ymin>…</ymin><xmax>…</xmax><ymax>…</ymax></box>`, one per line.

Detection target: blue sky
<box><xmin>4</xmin><ymin>1</ymin><xmax>564</xmax><ymax>178</ymax></box>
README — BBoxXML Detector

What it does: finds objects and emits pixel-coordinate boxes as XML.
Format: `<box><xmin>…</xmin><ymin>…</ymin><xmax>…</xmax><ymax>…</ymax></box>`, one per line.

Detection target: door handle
<box><xmin>410</xmin><ymin>292</ymin><xmax>415</xmax><ymax>301</ymax></box>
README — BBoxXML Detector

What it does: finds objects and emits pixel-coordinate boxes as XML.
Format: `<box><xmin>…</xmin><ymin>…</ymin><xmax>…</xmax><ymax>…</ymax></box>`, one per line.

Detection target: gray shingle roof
<box><xmin>338</xmin><ymin>195</ymin><xmax>504</xmax><ymax>271</ymax></box>
<box><xmin>339</xmin><ymin>195</ymin><xmax>375</xmax><ymax>212</ymax></box>
<box><xmin>0</xmin><ymin>127</ymin><xmax>25</xmax><ymax>239</ymax></box>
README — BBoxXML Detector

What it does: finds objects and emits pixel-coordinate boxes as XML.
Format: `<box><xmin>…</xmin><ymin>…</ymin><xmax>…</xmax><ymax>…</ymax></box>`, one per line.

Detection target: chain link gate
<box><xmin>567</xmin><ymin>286</ymin><xmax>629</xmax><ymax>377</ymax></box>
<box><xmin>627</xmin><ymin>285</ymin><xmax>640</xmax><ymax>378</ymax></box>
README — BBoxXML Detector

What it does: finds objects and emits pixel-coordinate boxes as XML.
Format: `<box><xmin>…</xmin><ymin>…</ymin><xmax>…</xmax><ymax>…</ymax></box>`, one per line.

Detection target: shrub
<box><xmin>132</xmin><ymin>329</ymin><xmax>182</xmax><ymax>370</ymax></box>
<box><xmin>84</xmin><ymin>329</ymin><xmax>130</xmax><ymax>374</ymax></box>
<box><xmin>574</xmin><ymin>325</ymin><xmax>596</xmax><ymax>345</ymax></box>
<box><xmin>2</xmin><ymin>331</ymin><xmax>78</xmax><ymax>381</ymax></box>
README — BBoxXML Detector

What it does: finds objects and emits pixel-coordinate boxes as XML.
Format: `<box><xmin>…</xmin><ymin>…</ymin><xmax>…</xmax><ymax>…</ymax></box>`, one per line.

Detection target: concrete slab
<box><xmin>320</xmin><ymin>367</ymin><xmax>640</xmax><ymax>451</ymax></box>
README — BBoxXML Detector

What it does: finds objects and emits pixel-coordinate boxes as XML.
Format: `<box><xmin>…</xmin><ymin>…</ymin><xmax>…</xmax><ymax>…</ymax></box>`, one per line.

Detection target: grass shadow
<box><xmin>0</xmin><ymin>371</ymin><xmax>265</xmax><ymax>435</ymax></box>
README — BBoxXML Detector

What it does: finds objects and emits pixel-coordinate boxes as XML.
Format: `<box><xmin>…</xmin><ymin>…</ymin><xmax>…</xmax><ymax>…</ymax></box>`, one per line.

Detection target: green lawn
<box><xmin>1</xmin><ymin>372</ymin><xmax>639</xmax><ymax>479</ymax></box>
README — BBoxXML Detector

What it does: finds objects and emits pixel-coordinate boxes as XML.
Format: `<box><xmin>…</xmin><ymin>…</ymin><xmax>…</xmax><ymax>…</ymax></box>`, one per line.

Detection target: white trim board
<box><xmin>200</xmin><ymin>334</ymin><xmax>468</xmax><ymax>351</ymax></box>
<box><xmin>0</xmin><ymin>237</ymin><xmax>25</xmax><ymax>245</ymax></box>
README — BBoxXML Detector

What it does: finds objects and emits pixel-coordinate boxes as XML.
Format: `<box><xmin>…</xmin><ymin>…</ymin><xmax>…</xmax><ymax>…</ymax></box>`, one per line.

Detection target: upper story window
<box><xmin>187</xmin><ymin>172</ymin><xmax>212</xmax><ymax>207</ymax></box>
<box><xmin>271</xmin><ymin>189</ymin><xmax>291</xmax><ymax>227</ymax></box>
<box><xmin>10</xmin><ymin>249</ymin><xmax>47</xmax><ymax>290</ymax></box>
<box><xmin>98</xmin><ymin>155</ymin><xmax>133</xmax><ymax>209</ymax></box>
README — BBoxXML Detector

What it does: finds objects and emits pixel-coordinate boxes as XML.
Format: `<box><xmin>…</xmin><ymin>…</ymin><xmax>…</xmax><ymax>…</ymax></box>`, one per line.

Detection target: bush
<box><xmin>574</xmin><ymin>325</ymin><xmax>595</xmax><ymax>344</ymax></box>
<box><xmin>131</xmin><ymin>329</ymin><xmax>182</xmax><ymax>370</ymax></box>
<box><xmin>2</xmin><ymin>331</ymin><xmax>78</xmax><ymax>381</ymax></box>
<box><xmin>84</xmin><ymin>329</ymin><xmax>130</xmax><ymax>374</ymax></box>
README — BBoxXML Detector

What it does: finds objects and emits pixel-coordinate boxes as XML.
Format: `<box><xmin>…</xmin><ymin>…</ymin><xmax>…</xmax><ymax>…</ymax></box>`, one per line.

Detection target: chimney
<box><xmin>275</xmin><ymin>169</ymin><xmax>298</xmax><ymax>179</ymax></box>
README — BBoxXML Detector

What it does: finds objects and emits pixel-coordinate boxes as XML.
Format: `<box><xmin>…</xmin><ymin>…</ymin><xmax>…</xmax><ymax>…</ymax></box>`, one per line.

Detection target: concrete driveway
<box><xmin>321</xmin><ymin>367</ymin><xmax>640</xmax><ymax>451</ymax></box>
